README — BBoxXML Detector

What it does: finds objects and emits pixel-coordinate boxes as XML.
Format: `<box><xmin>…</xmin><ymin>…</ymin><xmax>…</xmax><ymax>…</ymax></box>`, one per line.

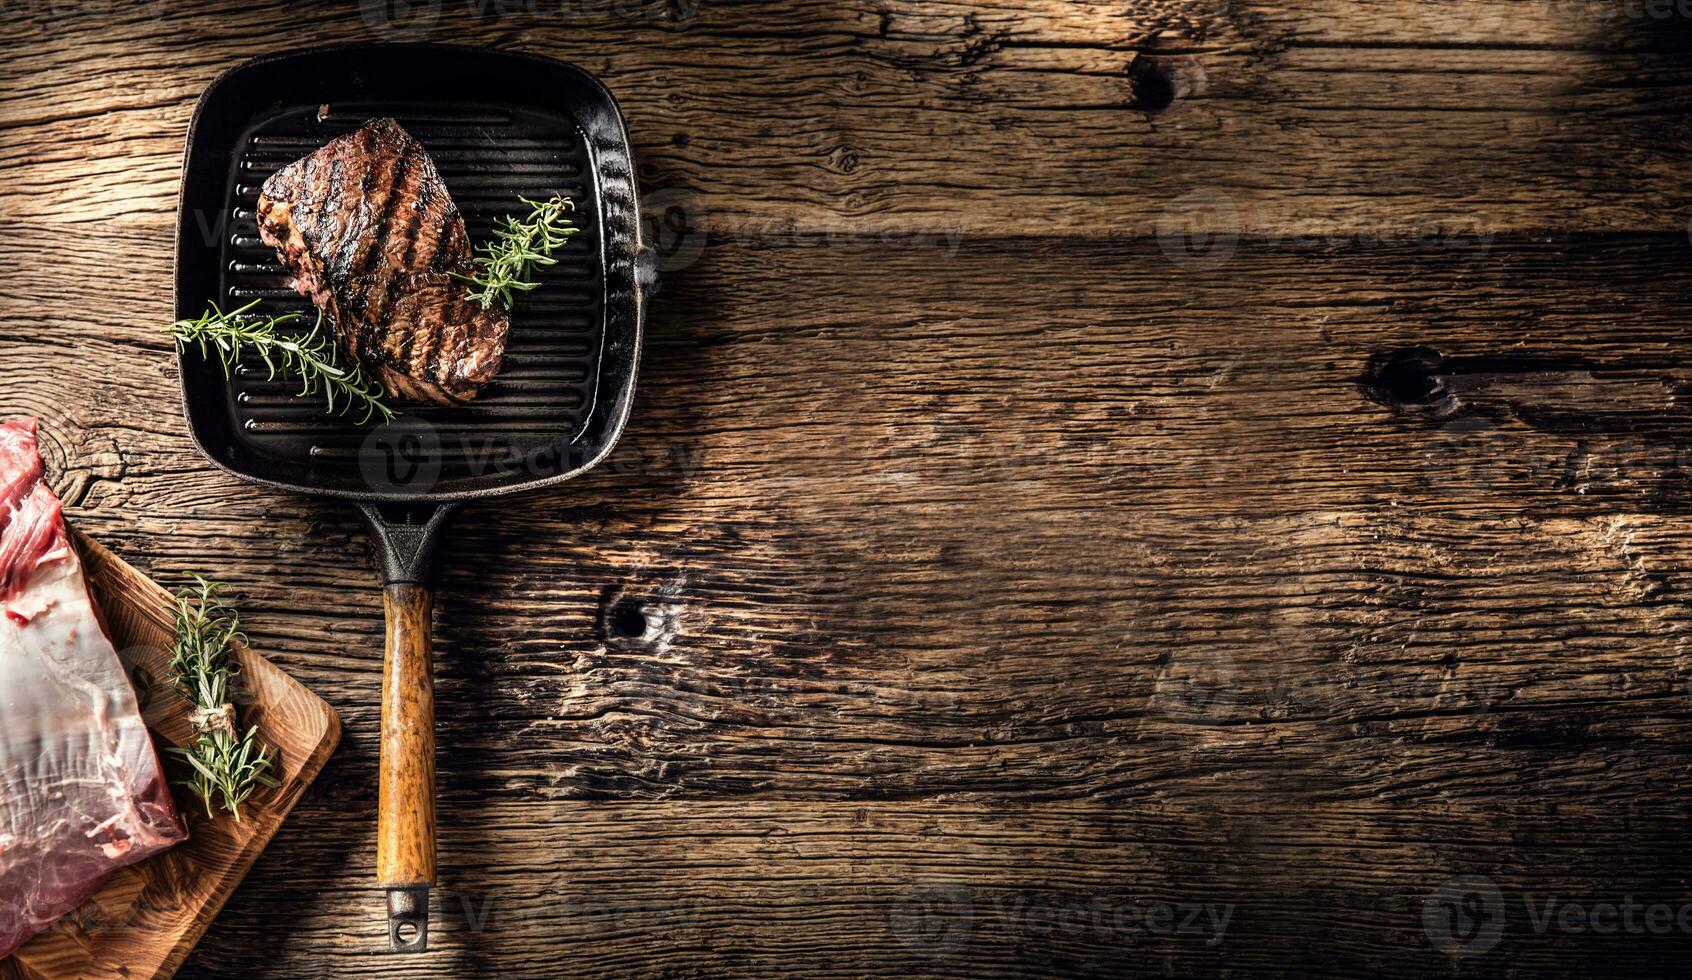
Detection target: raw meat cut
<box><xmin>257</xmin><ymin>116</ymin><xmax>511</xmax><ymax>404</ymax></box>
<box><xmin>0</xmin><ymin>419</ymin><xmax>186</xmax><ymax>958</ymax></box>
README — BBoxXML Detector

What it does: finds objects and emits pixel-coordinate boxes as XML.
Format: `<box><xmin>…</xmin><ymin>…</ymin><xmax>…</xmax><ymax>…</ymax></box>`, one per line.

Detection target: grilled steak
<box><xmin>257</xmin><ymin>118</ymin><xmax>508</xmax><ymax>404</ymax></box>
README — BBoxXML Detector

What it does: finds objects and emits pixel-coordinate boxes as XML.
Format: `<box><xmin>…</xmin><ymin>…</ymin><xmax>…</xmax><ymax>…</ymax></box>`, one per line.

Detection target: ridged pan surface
<box><xmin>220</xmin><ymin>102</ymin><xmax>601</xmax><ymax>478</ymax></box>
<box><xmin>175</xmin><ymin>44</ymin><xmax>648</xmax><ymax>503</ymax></box>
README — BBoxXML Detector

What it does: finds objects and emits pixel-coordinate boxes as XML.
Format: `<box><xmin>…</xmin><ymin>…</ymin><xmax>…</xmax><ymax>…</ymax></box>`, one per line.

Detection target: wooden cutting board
<box><xmin>2</xmin><ymin>531</ymin><xmax>341</xmax><ymax>980</ymax></box>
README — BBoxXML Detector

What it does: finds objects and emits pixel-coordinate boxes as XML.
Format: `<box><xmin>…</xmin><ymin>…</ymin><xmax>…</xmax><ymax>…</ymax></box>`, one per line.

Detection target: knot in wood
<box><xmin>1127</xmin><ymin>54</ymin><xmax>1207</xmax><ymax>114</ymax></box>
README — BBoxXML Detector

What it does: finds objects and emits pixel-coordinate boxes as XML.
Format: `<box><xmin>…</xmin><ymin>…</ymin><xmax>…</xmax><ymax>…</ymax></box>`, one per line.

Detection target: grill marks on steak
<box><xmin>257</xmin><ymin>118</ymin><xmax>509</xmax><ymax>404</ymax></box>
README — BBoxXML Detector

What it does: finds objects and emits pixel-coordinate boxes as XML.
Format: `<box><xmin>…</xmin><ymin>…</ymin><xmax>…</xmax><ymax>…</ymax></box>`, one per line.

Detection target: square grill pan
<box><xmin>173</xmin><ymin>44</ymin><xmax>653</xmax><ymax>953</ymax></box>
<box><xmin>177</xmin><ymin>44</ymin><xmax>653</xmax><ymax>503</ymax></box>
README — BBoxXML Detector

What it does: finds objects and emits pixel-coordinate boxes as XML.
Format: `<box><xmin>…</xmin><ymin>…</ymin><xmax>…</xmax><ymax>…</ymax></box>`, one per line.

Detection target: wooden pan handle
<box><xmin>378</xmin><ymin>582</ymin><xmax>436</xmax><ymax>951</ymax></box>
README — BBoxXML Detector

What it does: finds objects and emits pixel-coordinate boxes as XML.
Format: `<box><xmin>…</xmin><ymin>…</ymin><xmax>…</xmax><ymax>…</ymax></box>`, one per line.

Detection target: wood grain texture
<box><xmin>4</xmin><ymin>532</ymin><xmax>339</xmax><ymax>980</ymax></box>
<box><xmin>378</xmin><ymin>584</ymin><xmax>438</xmax><ymax>891</ymax></box>
<box><xmin>5</xmin><ymin>0</ymin><xmax>1692</xmax><ymax>976</ymax></box>
<box><xmin>4</xmin><ymin>1</ymin><xmax>1692</xmax><ymax>236</ymax></box>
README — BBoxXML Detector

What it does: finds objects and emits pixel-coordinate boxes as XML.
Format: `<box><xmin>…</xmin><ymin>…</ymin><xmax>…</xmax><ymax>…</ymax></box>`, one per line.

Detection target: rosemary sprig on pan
<box><xmin>167</xmin><ymin>299</ymin><xmax>395</xmax><ymax>423</ymax></box>
<box><xmin>165</xmin><ymin>575</ymin><xmax>280</xmax><ymax>823</ymax></box>
<box><xmin>459</xmin><ymin>194</ymin><xmax>578</xmax><ymax>309</ymax></box>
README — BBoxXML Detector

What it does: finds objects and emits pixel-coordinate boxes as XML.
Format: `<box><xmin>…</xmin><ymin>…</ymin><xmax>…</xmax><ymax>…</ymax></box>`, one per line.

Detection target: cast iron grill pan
<box><xmin>220</xmin><ymin>102</ymin><xmax>603</xmax><ymax>483</ymax></box>
<box><xmin>175</xmin><ymin>45</ymin><xmax>652</xmax><ymax>955</ymax></box>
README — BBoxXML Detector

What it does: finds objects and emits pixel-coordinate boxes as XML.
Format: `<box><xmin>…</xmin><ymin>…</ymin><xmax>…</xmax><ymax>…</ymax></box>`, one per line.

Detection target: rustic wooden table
<box><xmin>5</xmin><ymin>1</ymin><xmax>1692</xmax><ymax>976</ymax></box>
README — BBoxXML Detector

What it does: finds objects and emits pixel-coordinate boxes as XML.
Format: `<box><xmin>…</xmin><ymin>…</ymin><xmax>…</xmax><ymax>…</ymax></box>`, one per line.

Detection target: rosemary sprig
<box><xmin>459</xmin><ymin>194</ymin><xmax>578</xmax><ymax>308</ymax></box>
<box><xmin>167</xmin><ymin>300</ymin><xmax>395</xmax><ymax>423</ymax></box>
<box><xmin>164</xmin><ymin>574</ymin><xmax>280</xmax><ymax>823</ymax></box>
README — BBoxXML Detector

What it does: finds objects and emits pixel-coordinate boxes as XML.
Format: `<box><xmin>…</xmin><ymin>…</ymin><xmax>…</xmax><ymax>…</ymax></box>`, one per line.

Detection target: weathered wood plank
<box><xmin>7</xmin><ymin>3</ymin><xmax>1692</xmax><ymax>976</ymax></box>
<box><xmin>162</xmin><ymin>799</ymin><xmax>1692</xmax><ymax>978</ymax></box>
<box><xmin>4</xmin><ymin>1</ymin><xmax>1692</xmax><ymax>234</ymax></box>
<box><xmin>7</xmin><ymin>231</ymin><xmax>1692</xmax><ymax>815</ymax></box>
<box><xmin>3</xmin><ymin>219</ymin><xmax>1669</xmax><ymax>976</ymax></box>
<box><xmin>11</xmin><ymin>225</ymin><xmax>1692</xmax><ymax>520</ymax></box>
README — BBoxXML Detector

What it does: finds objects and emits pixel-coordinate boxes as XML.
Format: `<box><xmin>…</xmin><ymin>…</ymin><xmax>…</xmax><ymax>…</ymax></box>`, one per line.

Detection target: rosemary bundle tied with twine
<box><xmin>166</xmin><ymin>574</ymin><xmax>280</xmax><ymax>822</ymax></box>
